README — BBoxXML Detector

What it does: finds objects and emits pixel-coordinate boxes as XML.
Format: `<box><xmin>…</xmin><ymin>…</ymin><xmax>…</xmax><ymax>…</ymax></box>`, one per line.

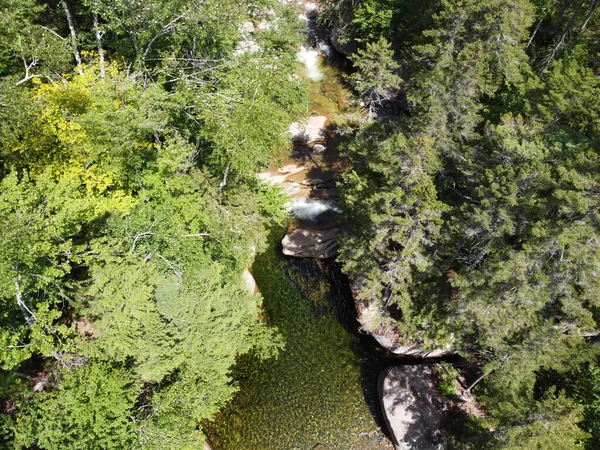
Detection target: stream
<box><xmin>204</xmin><ymin>5</ymin><xmax>456</xmax><ymax>449</ymax></box>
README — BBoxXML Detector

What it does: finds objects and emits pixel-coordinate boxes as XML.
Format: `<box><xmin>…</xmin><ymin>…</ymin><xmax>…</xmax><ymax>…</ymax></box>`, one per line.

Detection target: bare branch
<box><xmin>40</xmin><ymin>25</ymin><xmax>67</xmax><ymax>41</ymax></box>
<box><xmin>142</xmin><ymin>14</ymin><xmax>186</xmax><ymax>63</ymax></box>
<box><xmin>131</xmin><ymin>231</ymin><xmax>154</xmax><ymax>253</ymax></box>
<box><xmin>61</xmin><ymin>0</ymin><xmax>83</xmax><ymax>75</ymax></box>
<box><xmin>156</xmin><ymin>254</ymin><xmax>183</xmax><ymax>280</ymax></box>
<box><xmin>15</xmin><ymin>279</ymin><xmax>36</xmax><ymax>325</ymax></box>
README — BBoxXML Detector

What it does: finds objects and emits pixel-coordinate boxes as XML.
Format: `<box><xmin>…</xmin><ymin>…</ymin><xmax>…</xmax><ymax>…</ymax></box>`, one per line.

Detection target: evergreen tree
<box><xmin>348</xmin><ymin>37</ymin><xmax>402</xmax><ymax>118</ymax></box>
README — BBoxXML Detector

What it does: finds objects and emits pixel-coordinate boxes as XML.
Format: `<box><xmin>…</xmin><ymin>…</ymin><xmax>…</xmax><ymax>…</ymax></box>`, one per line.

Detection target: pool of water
<box><xmin>204</xmin><ymin>228</ymin><xmax>395</xmax><ymax>450</ymax></box>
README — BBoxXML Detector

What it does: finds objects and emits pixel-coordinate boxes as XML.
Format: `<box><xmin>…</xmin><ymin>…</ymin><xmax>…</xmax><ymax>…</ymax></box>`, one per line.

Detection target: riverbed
<box><xmin>204</xmin><ymin>229</ymin><xmax>395</xmax><ymax>449</ymax></box>
<box><xmin>203</xmin><ymin>13</ymin><xmax>397</xmax><ymax>448</ymax></box>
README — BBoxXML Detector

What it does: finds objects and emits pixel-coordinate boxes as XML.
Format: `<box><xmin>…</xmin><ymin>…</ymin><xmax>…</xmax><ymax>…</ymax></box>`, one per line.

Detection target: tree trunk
<box><xmin>579</xmin><ymin>0</ymin><xmax>600</xmax><ymax>32</ymax></box>
<box><xmin>61</xmin><ymin>0</ymin><xmax>83</xmax><ymax>75</ymax></box>
<box><xmin>93</xmin><ymin>12</ymin><xmax>105</xmax><ymax>77</ymax></box>
<box><xmin>542</xmin><ymin>0</ymin><xmax>587</xmax><ymax>72</ymax></box>
<box><xmin>526</xmin><ymin>18</ymin><xmax>543</xmax><ymax>48</ymax></box>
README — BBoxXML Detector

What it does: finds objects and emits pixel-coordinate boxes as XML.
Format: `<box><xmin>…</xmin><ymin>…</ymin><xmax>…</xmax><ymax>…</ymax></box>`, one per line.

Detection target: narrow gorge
<box><xmin>205</xmin><ymin>3</ymin><xmax>457</xmax><ymax>449</ymax></box>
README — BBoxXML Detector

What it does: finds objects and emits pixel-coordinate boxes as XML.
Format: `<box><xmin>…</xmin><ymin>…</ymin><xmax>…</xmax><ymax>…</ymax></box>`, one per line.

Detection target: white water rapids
<box><xmin>291</xmin><ymin>198</ymin><xmax>342</xmax><ymax>221</ymax></box>
<box><xmin>297</xmin><ymin>46</ymin><xmax>323</xmax><ymax>81</ymax></box>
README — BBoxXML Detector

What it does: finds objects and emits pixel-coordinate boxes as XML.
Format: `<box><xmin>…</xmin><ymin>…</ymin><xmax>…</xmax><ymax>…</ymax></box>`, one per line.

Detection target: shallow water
<box><xmin>204</xmin><ymin>229</ymin><xmax>394</xmax><ymax>450</ymax></box>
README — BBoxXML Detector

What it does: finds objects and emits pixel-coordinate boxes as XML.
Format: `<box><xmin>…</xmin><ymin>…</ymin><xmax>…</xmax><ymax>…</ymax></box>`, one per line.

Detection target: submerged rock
<box><xmin>282</xmin><ymin>228</ymin><xmax>339</xmax><ymax>259</ymax></box>
<box><xmin>379</xmin><ymin>366</ymin><xmax>447</xmax><ymax>450</ymax></box>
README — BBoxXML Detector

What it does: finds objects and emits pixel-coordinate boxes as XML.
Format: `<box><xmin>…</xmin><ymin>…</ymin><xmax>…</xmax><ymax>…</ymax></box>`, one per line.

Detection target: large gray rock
<box><xmin>282</xmin><ymin>228</ymin><xmax>339</xmax><ymax>259</ymax></box>
<box><xmin>379</xmin><ymin>366</ymin><xmax>447</xmax><ymax>450</ymax></box>
<box><xmin>330</xmin><ymin>23</ymin><xmax>358</xmax><ymax>56</ymax></box>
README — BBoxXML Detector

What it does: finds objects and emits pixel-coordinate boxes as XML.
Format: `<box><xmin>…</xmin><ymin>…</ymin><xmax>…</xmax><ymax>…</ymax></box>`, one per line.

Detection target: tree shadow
<box><xmin>312</xmin><ymin>258</ymin><xmax>462</xmax><ymax>444</ymax></box>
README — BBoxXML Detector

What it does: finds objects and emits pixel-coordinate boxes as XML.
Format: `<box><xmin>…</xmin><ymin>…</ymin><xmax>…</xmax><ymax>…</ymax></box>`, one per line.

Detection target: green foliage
<box><xmin>331</xmin><ymin>0</ymin><xmax>600</xmax><ymax>447</ymax></box>
<box><xmin>250</xmin><ymin>179</ymin><xmax>291</xmax><ymax>225</ymax></box>
<box><xmin>352</xmin><ymin>0</ymin><xmax>399</xmax><ymax>42</ymax></box>
<box><xmin>0</xmin><ymin>0</ymin><xmax>71</xmax><ymax>78</ymax></box>
<box><xmin>348</xmin><ymin>37</ymin><xmax>402</xmax><ymax>116</ymax></box>
<box><xmin>410</xmin><ymin>0</ymin><xmax>534</xmax><ymax>149</ymax></box>
<box><xmin>339</xmin><ymin>122</ymin><xmax>449</xmax><ymax>347</ymax></box>
<box><xmin>438</xmin><ymin>363</ymin><xmax>459</xmax><ymax>397</ymax></box>
<box><xmin>13</xmin><ymin>363</ymin><xmax>141</xmax><ymax>450</ymax></box>
<box><xmin>0</xmin><ymin>171</ymin><xmax>87</xmax><ymax>368</ymax></box>
<box><xmin>492</xmin><ymin>390</ymin><xmax>588</xmax><ymax>450</ymax></box>
<box><xmin>0</xmin><ymin>0</ymin><xmax>308</xmax><ymax>446</ymax></box>
<box><xmin>570</xmin><ymin>361</ymin><xmax>600</xmax><ymax>449</ymax></box>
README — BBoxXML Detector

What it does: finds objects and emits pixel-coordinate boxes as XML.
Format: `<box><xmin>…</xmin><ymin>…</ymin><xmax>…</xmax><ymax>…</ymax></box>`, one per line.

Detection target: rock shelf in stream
<box><xmin>283</xmin><ymin>198</ymin><xmax>341</xmax><ymax>258</ymax></box>
<box><xmin>282</xmin><ymin>227</ymin><xmax>339</xmax><ymax>258</ymax></box>
<box><xmin>289</xmin><ymin>115</ymin><xmax>328</xmax><ymax>144</ymax></box>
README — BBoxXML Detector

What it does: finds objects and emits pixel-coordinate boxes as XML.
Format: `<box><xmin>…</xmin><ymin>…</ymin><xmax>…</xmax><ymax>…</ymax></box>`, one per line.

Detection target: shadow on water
<box><xmin>286</xmin><ymin>253</ymin><xmax>462</xmax><ymax>442</ymax></box>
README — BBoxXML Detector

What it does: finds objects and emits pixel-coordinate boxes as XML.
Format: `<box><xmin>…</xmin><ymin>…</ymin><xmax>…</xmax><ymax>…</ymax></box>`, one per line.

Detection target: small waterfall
<box><xmin>296</xmin><ymin>46</ymin><xmax>323</xmax><ymax>81</ymax></box>
<box><xmin>291</xmin><ymin>198</ymin><xmax>341</xmax><ymax>221</ymax></box>
<box><xmin>318</xmin><ymin>42</ymin><xmax>332</xmax><ymax>57</ymax></box>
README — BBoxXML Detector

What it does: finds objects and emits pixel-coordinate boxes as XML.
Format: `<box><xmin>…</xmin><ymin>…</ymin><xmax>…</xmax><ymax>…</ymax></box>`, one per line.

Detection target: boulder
<box><xmin>312</xmin><ymin>144</ymin><xmax>326</xmax><ymax>154</ymax></box>
<box><xmin>282</xmin><ymin>228</ymin><xmax>339</xmax><ymax>259</ymax></box>
<box><xmin>242</xmin><ymin>269</ymin><xmax>260</xmax><ymax>295</ymax></box>
<box><xmin>289</xmin><ymin>116</ymin><xmax>328</xmax><ymax>144</ymax></box>
<box><xmin>372</xmin><ymin>333</ymin><xmax>453</xmax><ymax>358</ymax></box>
<box><xmin>258</xmin><ymin>164</ymin><xmax>307</xmax><ymax>185</ymax></box>
<box><xmin>330</xmin><ymin>23</ymin><xmax>358</xmax><ymax>56</ymax></box>
<box><xmin>379</xmin><ymin>366</ymin><xmax>447</xmax><ymax>450</ymax></box>
<box><xmin>302</xmin><ymin>178</ymin><xmax>326</xmax><ymax>186</ymax></box>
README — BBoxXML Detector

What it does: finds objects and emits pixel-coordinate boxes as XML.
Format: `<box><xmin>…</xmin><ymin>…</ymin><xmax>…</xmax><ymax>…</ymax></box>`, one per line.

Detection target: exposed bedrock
<box><xmin>379</xmin><ymin>366</ymin><xmax>447</xmax><ymax>450</ymax></box>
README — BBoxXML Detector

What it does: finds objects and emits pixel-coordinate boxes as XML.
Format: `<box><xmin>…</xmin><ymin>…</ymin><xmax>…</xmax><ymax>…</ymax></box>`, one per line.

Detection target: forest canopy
<box><xmin>0</xmin><ymin>0</ymin><xmax>306</xmax><ymax>448</ymax></box>
<box><xmin>2</xmin><ymin>0</ymin><xmax>600</xmax><ymax>449</ymax></box>
<box><xmin>323</xmin><ymin>0</ymin><xmax>600</xmax><ymax>448</ymax></box>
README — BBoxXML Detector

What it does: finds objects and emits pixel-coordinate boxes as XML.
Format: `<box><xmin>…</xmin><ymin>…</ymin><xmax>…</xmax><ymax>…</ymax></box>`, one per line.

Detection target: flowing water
<box><xmin>204</xmin><ymin>7</ymin><xmax>403</xmax><ymax>450</ymax></box>
<box><xmin>297</xmin><ymin>46</ymin><xmax>324</xmax><ymax>82</ymax></box>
